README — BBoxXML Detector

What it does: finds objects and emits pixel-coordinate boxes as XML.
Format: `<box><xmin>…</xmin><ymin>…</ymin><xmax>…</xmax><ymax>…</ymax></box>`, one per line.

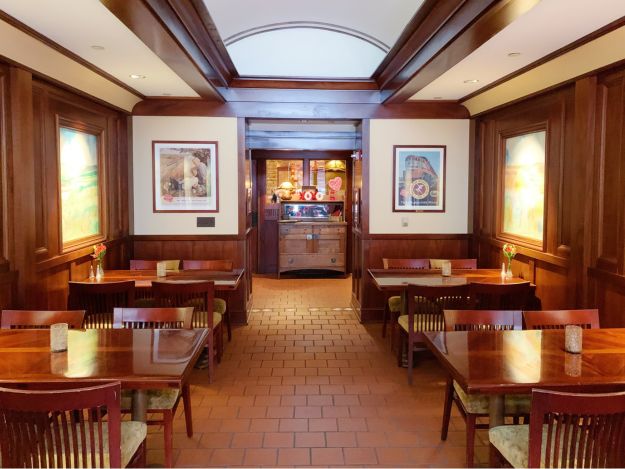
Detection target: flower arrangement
<box><xmin>91</xmin><ymin>243</ymin><xmax>107</xmax><ymax>262</ymax></box>
<box><xmin>502</xmin><ymin>243</ymin><xmax>516</xmax><ymax>274</ymax></box>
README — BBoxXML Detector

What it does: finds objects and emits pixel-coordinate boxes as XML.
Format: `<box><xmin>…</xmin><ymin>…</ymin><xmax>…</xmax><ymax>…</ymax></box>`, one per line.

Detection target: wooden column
<box><xmin>6</xmin><ymin>67</ymin><xmax>36</xmax><ymax>307</ymax></box>
<box><xmin>571</xmin><ymin>76</ymin><xmax>598</xmax><ymax>307</ymax></box>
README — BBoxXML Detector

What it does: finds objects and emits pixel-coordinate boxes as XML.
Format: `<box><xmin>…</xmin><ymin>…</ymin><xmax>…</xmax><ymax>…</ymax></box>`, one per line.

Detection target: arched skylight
<box><xmin>227</xmin><ymin>27</ymin><xmax>386</xmax><ymax>78</ymax></box>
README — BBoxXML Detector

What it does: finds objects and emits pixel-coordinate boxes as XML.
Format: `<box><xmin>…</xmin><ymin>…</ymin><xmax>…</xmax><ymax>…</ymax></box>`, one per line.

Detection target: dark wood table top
<box><xmin>423</xmin><ymin>328</ymin><xmax>625</xmax><ymax>395</ymax></box>
<box><xmin>0</xmin><ymin>328</ymin><xmax>208</xmax><ymax>389</ymax></box>
<box><xmin>369</xmin><ymin>268</ymin><xmax>529</xmax><ymax>290</ymax></box>
<box><xmin>76</xmin><ymin>268</ymin><xmax>244</xmax><ymax>291</ymax></box>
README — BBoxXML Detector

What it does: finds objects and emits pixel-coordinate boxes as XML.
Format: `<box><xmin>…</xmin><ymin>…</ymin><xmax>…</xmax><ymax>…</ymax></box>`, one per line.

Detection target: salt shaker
<box><xmin>565</xmin><ymin>325</ymin><xmax>582</xmax><ymax>354</ymax></box>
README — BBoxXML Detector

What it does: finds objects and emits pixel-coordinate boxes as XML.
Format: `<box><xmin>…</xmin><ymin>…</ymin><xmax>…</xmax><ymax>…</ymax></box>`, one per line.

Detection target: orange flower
<box><xmin>91</xmin><ymin>243</ymin><xmax>107</xmax><ymax>261</ymax></box>
<box><xmin>502</xmin><ymin>243</ymin><xmax>516</xmax><ymax>260</ymax></box>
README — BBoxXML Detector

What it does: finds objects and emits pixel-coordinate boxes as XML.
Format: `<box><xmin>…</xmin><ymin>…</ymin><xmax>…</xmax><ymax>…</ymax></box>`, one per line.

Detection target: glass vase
<box><xmin>506</xmin><ymin>259</ymin><xmax>513</xmax><ymax>279</ymax></box>
<box><xmin>96</xmin><ymin>261</ymin><xmax>104</xmax><ymax>280</ymax></box>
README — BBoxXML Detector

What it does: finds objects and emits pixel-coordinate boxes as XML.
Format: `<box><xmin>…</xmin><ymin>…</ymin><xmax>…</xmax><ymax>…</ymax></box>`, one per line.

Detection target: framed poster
<box><xmin>500</xmin><ymin>129</ymin><xmax>546</xmax><ymax>247</ymax></box>
<box><xmin>153</xmin><ymin>141</ymin><xmax>218</xmax><ymax>212</ymax></box>
<box><xmin>58</xmin><ymin>124</ymin><xmax>104</xmax><ymax>251</ymax></box>
<box><xmin>393</xmin><ymin>145</ymin><xmax>446</xmax><ymax>212</ymax></box>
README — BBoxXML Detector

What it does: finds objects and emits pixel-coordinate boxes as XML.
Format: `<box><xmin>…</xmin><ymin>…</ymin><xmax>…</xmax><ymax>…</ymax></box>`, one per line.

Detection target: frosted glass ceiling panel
<box><xmin>227</xmin><ymin>29</ymin><xmax>385</xmax><ymax>78</ymax></box>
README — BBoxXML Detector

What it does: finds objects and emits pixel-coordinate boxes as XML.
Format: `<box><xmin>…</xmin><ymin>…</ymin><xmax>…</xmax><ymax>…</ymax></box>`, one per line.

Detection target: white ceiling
<box><xmin>203</xmin><ymin>0</ymin><xmax>425</xmax><ymax>78</ymax></box>
<box><xmin>0</xmin><ymin>0</ymin><xmax>198</xmax><ymax>97</ymax></box>
<box><xmin>411</xmin><ymin>0</ymin><xmax>625</xmax><ymax>101</ymax></box>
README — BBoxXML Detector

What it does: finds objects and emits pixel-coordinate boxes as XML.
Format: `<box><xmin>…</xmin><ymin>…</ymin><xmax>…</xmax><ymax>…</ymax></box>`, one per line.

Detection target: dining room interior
<box><xmin>1</xmin><ymin>0</ymin><xmax>625</xmax><ymax>467</ymax></box>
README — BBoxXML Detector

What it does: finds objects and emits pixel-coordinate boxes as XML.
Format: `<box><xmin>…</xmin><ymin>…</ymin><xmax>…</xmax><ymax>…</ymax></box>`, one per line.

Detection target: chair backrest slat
<box><xmin>469</xmin><ymin>281</ymin><xmax>531</xmax><ymax>310</ymax></box>
<box><xmin>443</xmin><ymin>309</ymin><xmax>522</xmax><ymax>331</ymax></box>
<box><xmin>383</xmin><ymin>258</ymin><xmax>429</xmax><ymax>270</ymax></box>
<box><xmin>113</xmin><ymin>307</ymin><xmax>193</xmax><ymax>330</ymax></box>
<box><xmin>68</xmin><ymin>281</ymin><xmax>135</xmax><ymax>329</ymax></box>
<box><xmin>152</xmin><ymin>281</ymin><xmax>215</xmax><ymax>329</ymax></box>
<box><xmin>1</xmin><ymin>310</ymin><xmax>85</xmax><ymax>330</ymax></box>
<box><xmin>406</xmin><ymin>284</ymin><xmax>472</xmax><ymax>335</ymax></box>
<box><xmin>523</xmin><ymin>309</ymin><xmax>600</xmax><ymax>330</ymax></box>
<box><xmin>528</xmin><ymin>389</ymin><xmax>625</xmax><ymax>468</ymax></box>
<box><xmin>182</xmin><ymin>259</ymin><xmax>233</xmax><ymax>271</ymax></box>
<box><xmin>0</xmin><ymin>382</ymin><xmax>123</xmax><ymax>468</ymax></box>
<box><xmin>430</xmin><ymin>258</ymin><xmax>478</xmax><ymax>269</ymax></box>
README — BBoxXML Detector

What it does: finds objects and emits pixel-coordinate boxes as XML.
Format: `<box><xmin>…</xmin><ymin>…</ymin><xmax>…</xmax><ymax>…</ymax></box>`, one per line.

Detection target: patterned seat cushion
<box><xmin>34</xmin><ymin>421</ymin><xmax>146</xmax><ymax>468</ymax></box>
<box><xmin>489</xmin><ymin>424</ymin><xmax>566</xmax><ymax>468</ymax></box>
<box><xmin>452</xmin><ymin>381</ymin><xmax>531</xmax><ymax>414</ymax></box>
<box><xmin>121</xmin><ymin>388</ymin><xmax>180</xmax><ymax>411</ymax></box>
<box><xmin>388</xmin><ymin>295</ymin><xmax>402</xmax><ymax>313</ymax></box>
<box><xmin>214</xmin><ymin>298</ymin><xmax>227</xmax><ymax>315</ymax></box>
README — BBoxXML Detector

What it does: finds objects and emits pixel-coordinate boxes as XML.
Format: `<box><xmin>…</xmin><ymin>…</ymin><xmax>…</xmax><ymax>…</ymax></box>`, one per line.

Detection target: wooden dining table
<box><xmin>79</xmin><ymin>268</ymin><xmax>244</xmax><ymax>291</ymax></box>
<box><xmin>369</xmin><ymin>268</ymin><xmax>530</xmax><ymax>291</ymax></box>
<box><xmin>423</xmin><ymin>328</ymin><xmax>625</xmax><ymax>429</ymax></box>
<box><xmin>0</xmin><ymin>328</ymin><xmax>208</xmax><ymax>422</ymax></box>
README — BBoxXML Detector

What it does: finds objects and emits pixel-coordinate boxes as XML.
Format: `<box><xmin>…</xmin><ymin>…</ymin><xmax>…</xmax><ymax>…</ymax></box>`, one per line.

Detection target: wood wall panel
<box><xmin>473</xmin><ymin>86</ymin><xmax>575</xmax><ymax>311</ymax></box>
<box><xmin>474</xmin><ymin>62</ymin><xmax>625</xmax><ymax>326</ymax></box>
<box><xmin>0</xmin><ymin>65</ymin><xmax>131</xmax><ymax>310</ymax></box>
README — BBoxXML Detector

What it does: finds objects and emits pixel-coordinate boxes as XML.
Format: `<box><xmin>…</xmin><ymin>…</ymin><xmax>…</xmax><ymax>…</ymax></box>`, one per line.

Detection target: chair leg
<box><xmin>226</xmin><ymin>310</ymin><xmax>232</xmax><ymax>341</ymax></box>
<box><xmin>182</xmin><ymin>383</ymin><xmax>193</xmax><ymax>437</ymax></box>
<box><xmin>441</xmin><ymin>378</ymin><xmax>454</xmax><ymax>440</ymax></box>
<box><xmin>163</xmin><ymin>409</ymin><xmax>173</xmax><ymax>468</ymax></box>
<box><xmin>208</xmin><ymin>333</ymin><xmax>215</xmax><ymax>383</ymax></box>
<box><xmin>466</xmin><ymin>414</ymin><xmax>476</xmax><ymax>468</ymax></box>
<box><xmin>406</xmin><ymin>335</ymin><xmax>414</xmax><ymax>385</ymax></box>
<box><xmin>382</xmin><ymin>301</ymin><xmax>388</xmax><ymax>338</ymax></box>
<box><xmin>397</xmin><ymin>330</ymin><xmax>405</xmax><ymax>367</ymax></box>
<box><xmin>216</xmin><ymin>322</ymin><xmax>224</xmax><ymax>363</ymax></box>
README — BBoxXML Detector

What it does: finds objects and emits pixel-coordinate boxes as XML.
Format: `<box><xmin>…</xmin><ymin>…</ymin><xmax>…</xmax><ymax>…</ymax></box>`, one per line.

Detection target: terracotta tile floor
<box><xmin>146</xmin><ymin>275</ymin><xmax>490</xmax><ymax>467</ymax></box>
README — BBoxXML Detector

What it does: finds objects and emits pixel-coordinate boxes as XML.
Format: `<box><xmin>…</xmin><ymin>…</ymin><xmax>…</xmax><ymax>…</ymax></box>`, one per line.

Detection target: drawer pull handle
<box><xmin>331</xmin><ymin>258</ymin><xmax>336</xmax><ymax>263</ymax></box>
<box><xmin>288</xmin><ymin>258</ymin><xmax>294</xmax><ymax>264</ymax></box>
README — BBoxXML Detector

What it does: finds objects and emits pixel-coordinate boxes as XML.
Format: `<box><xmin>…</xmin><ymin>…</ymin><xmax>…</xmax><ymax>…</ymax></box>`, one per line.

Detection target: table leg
<box><xmin>489</xmin><ymin>395</ymin><xmax>505</xmax><ymax>467</ymax></box>
<box><xmin>131</xmin><ymin>389</ymin><xmax>147</xmax><ymax>422</ymax></box>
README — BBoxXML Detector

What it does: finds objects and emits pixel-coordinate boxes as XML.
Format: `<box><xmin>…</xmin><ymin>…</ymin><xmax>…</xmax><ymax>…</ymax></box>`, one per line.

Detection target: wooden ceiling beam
<box><xmin>100</xmin><ymin>0</ymin><xmax>224</xmax><ymax>101</ymax></box>
<box><xmin>378</xmin><ymin>0</ymin><xmax>539</xmax><ymax>104</ymax></box>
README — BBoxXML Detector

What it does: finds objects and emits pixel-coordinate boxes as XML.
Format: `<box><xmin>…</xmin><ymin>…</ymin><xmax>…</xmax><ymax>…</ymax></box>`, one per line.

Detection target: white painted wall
<box><xmin>132</xmin><ymin>116</ymin><xmax>239</xmax><ymax>235</ymax></box>
<box><xmin>369</xmin><ymin>119</ymin><xmax>470</xmax><ymax>234</ymax></box>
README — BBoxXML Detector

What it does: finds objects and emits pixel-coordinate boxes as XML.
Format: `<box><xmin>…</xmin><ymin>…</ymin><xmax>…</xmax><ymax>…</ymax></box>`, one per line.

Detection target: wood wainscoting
<box><xmin>132</xmin><ymin>234</ymin><xmax>252</xmax><ymax>324</ymax></box>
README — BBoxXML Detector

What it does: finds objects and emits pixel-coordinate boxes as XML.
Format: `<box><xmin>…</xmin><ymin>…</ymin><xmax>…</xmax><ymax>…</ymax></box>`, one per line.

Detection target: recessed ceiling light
<box><xmin>433</xmin><ymin>96</ymin><xmax>443</xmax><ymax>100</ymax></box>
<box><xmin>162</xmin><ymin>93</ymin><xmax>172</xmax><ymax>96</ymax></box>
<box><xmin>463</xmin><ymin>79</ymin><xmax>479</xmax><ymax>84</ymax></box>
<box><xmin>90</xmin><ymin>45</ymin><xmax>105</xmax><ymax>51</ymax></box>
<box><xmin>129</xmin><ymin>74</ymin><xmax>146</xmax><ymax>79</ymax></box>
<box><xmin>507</xmin><ymin>52</ymin><xmax>521</xmax><ymax>57</ymax></box>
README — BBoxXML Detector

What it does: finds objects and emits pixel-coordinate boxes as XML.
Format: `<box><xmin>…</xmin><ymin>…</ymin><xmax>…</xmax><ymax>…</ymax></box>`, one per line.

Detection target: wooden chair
<box><xmin>382</xmin><ymin>258</ymin><xmax>429</xmax><ymax>341</ymax></box>
<box><xmin>430</xmin><ymin>258</ymin><xmax>478</xmax><ymax>269</ymax></box>
<box><xmin>399</xmin><ymin>283</ymin><xmax>471</xmax><ymax>384</ymax></box>
<box><xmin>129</xmin><ymin>259</ymin><xmax>158</xmax><ymax>270</ymax></box>
<box><xmin>182</xmin><ymin>259</ymin><xmax>233</xmax><ymax>271</ymax></box>
<box><xmin>68</xmin><ymin>281</ymin><xmax>135</xmax><ymax>328</ymax></box>
<box><xmin>1</xmin><ymin>309</ymin><xmax>85</xmax><ymax>329</ymax></box>
<box><xmin>130</xmin><ymin>259</ymin><xmax>180</xmax><ymax>270</ymax></box>
<box><xmin>0</xmin><ymin>381</ymin><xmax>146</xmax><ymax>468</ymax></box>
<box><xmin>469</xmin><ymin>281</ymin><xmax>532</xmax><ymax>310</ymax></box>
<box><xmin>152</xmin><ymin>280</ymin><xmax>222</xmax><ymax>382</ymax></box>
<box><xmin>382</xmin><ymin>258</ymin><xmax>430</xmax><ymax>270</ymax></box>
<box><xmin>523</xmin><ymin>309</ymin><xmax>600</xmax><ymax>330</ymax></box>
<box><xmin>441</xmin><ymin>309</ymin><xmax>527</xmax><ymax>467</ymax></box>
<box><xmin>182</xmin><ymin>259</ymin><xmax>233</xmax><ymax>341</ymax></box>
<box><xmin>490</xmin><ymin>389</ymin><xmax>625</xmax><ymax>468</ymax></box>
<box><xmin>113</xmin><ymin>307</ymin><xmax>193</xmax><ymax>468</ymax></box>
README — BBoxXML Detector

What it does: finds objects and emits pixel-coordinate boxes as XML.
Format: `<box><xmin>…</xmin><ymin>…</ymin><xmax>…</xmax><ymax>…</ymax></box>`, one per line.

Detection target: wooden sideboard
<box><xmin>278</xmin><ymin>222</ymin><xmax>346</xmax><ymax>276</ymax></box>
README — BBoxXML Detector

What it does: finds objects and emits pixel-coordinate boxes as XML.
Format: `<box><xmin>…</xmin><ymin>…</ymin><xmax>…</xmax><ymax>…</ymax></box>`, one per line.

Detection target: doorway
<box><xmin>253</xmin><ymin>150</ymin><xmax>353</xmax><ymax>275</ymax></box>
